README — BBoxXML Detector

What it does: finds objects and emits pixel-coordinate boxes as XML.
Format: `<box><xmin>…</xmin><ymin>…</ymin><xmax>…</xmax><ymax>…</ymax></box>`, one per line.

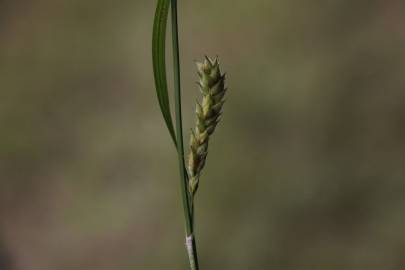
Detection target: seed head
<box><xmin>187</xmin><ymin>56</ymin><xmax>227</xmax><ymax>196</ymax></box>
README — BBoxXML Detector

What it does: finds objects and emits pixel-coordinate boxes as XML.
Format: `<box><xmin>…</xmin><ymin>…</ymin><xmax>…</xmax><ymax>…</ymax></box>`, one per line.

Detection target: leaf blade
<box><xmin>152</xmin><ymin>0</ymin><xmax>177</xmax><ymax>145</ymax></box>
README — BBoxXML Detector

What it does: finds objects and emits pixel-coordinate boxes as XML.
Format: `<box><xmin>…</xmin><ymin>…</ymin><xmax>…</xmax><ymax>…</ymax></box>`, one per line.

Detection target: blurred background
<box><xmin>1</xmin><ymin>0</ymin><xmax>405</xmax><ymax>269</ymax></box>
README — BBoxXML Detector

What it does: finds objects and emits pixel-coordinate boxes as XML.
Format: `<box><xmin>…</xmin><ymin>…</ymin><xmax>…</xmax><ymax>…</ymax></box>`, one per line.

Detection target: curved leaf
<box><xmin>152</xmin><ymin>0</ymin><xmax>177</xmax><ymax>145</ymax></box>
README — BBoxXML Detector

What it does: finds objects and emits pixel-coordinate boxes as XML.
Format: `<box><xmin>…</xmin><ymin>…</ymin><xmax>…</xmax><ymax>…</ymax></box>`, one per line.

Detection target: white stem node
<box><xmin>185</xmin><ymin>234</ymin><xmax>197</xmax><ymax>270</ymax></box>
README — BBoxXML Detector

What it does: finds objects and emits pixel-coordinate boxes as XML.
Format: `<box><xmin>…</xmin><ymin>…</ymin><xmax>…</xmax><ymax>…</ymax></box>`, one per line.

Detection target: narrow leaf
<box><xmin>152</xmin><ymin>0</ymin><xmax>177</xmax><ymax>145</ymax></box>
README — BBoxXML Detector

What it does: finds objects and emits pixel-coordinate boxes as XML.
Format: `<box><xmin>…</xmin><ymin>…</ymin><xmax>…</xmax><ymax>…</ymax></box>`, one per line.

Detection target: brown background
<box><xmin>1</xmin><ymin>0</ymin><xmax>405</xmax><ymax>269</ymax></box>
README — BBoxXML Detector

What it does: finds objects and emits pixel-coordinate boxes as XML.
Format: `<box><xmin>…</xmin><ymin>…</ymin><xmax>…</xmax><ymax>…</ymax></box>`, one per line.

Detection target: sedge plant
<box><xmin>152</xmin><ymin>1</ymin><xmax>228</xmax><ymax>269</ymax></box>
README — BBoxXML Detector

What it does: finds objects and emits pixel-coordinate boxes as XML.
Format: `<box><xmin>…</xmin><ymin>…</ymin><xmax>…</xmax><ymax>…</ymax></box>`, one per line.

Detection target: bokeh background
<box><xmin>1</xmin><ymin>0</ymin><xmax>405</xmax><ymax>269</ymax></box>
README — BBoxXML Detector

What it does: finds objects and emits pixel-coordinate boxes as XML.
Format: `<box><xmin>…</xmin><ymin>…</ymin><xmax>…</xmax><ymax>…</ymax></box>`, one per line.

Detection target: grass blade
<box><xmin>152</xmin><ymin>0</ymin><xmax>177</xmax><ymax>145</ymax></box>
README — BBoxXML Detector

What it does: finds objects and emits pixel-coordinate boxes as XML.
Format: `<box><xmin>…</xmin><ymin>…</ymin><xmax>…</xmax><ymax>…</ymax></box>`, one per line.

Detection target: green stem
<box><xmin>170</xmin><ymin>0</ymin><xmax>200</xmax><ymax>269</ymax></box>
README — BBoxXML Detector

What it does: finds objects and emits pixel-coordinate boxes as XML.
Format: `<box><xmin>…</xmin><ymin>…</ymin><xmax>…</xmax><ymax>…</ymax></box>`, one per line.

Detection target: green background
<box><xmin>1</xmin><ymin>0</ymin><xmax>405</xmax><ymax>269</ymax></box>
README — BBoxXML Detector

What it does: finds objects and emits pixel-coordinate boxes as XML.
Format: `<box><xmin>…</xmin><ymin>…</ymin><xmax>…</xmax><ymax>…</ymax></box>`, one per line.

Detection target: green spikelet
<box><xmin>187</xmin><ymin>56</ymin><xmax>227</xmax><ymax>197</ymax></box>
